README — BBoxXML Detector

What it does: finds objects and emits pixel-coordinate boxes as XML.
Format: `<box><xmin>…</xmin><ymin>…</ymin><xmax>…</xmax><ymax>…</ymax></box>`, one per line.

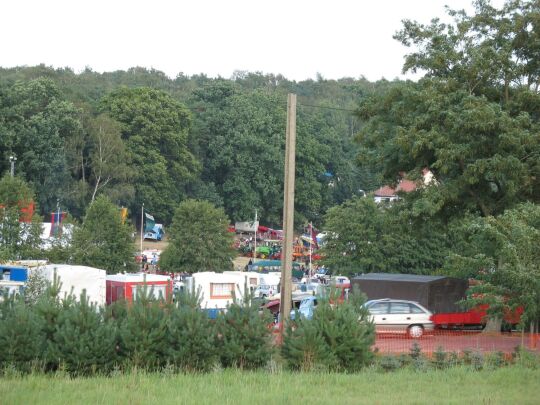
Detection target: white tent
<box><xmin>33</xmin><ymin>264</ymin><xmax>106</xmax><ymax>307</ymax></box>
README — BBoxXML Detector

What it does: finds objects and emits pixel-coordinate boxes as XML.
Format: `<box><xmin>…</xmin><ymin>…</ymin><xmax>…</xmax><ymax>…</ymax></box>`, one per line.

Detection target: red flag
<box><xmin>50</xmin><ymin>212</ymin><xmax>67</xmax><ymax>237</ymax></box>
<box><xmin>310</xmin><ymin>223</ymin><xmax>319</xmax><ymax>249</ymax></box>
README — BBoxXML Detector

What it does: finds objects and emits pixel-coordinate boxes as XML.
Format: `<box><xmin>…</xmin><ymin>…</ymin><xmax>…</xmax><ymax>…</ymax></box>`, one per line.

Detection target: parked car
<box><xmin>290</xmin><ymin>296</ymin><xmax>317</xmax><ymax>320</ymax></box>
<box><xmin>363</xmin><ymin>299</ymin><xmax>434</xmax><ymax>338</ymax></box>
<box><xmin>254</xmin><ymin>284</ymin><xmax>277</xmax><ymax>298</ymax></box>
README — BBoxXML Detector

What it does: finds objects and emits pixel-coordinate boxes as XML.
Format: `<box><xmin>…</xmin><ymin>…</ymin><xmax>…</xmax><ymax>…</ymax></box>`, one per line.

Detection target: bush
<box><xmin>51</xmin><ymin>291</ymin><xmax>119</xmax><ymax>375</ymax></box>
<box><xmin>216</xmin><ymin>289</ymin><xmax>273</xmax><ymax>370</ymax></box>
<box><xmin>167</xmin><ymin>288</ymin><xmax>218</xmax><ymax>372</ymax></box>
<box><xmin>118</xmin><ymin>286</ymin><xmax>169</xmax><ymax>370</ymax></box>
<box><xmin>0</xmin><ymin>297</ymin><xmax>44</xmax><ymax>372</ymax></box>
<box><xmin>378</xmin><ymin>355</ymin><xmax>403</xmax><ymax>372</ymax></box>
<box><xmin>282</xmin><ymin>288</ymin><xmax>375</xmax><ymax>372</ymax></box>
<box><xmin>282</xmin><ymin>316</ymin><xmax>338</xmax><ymax>371</ymax></box>
<box><xmin>432</xmin><ymin>346</ymin><xmax>447</xmax><ymax>369</ymax></box>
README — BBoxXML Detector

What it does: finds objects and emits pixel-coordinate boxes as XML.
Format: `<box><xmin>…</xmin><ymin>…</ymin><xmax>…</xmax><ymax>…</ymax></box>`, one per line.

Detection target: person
<box><xmin>141</xmin><ymin>254</ymin><xmax>147</xmax><ymax>270</ymax></box>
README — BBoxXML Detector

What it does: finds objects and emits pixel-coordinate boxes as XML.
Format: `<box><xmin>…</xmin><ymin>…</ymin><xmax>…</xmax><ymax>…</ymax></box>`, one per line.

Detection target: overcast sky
<box><xmin>1</xmin><ymin>0</ymin><xmax>505</xmax><ymax>82</ymax></box>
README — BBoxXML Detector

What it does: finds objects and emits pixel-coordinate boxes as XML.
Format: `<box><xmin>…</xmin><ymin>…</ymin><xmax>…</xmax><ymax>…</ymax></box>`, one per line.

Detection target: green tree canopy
<box><xmin>357</xmin><ymin>0</ymin><xmax>540</xmax><ymax>221</ymax></box>
<box><xmin>100</xmin><ymin>87</ymin><xmax>200</xmax><ymax>223</ymax></box>
<box><xmin>159</xmin><ymin>199</ymin><xmax>235</xmax><ymax>273</ymax></box>
<box><xmin>71</xmin><ymin>195</ymin><xmax>135</xmax><ymax>273</ymax></box>
<box><xmin>444</xmin><ymin>203</ymin><xmax>540</xmax><ymax>327</ymax></box>
<box><xmin>321</xmin><ymin>196</ymin><xmax>450</xmax><ymax>277</ymax></box>
<box><xmin>0</xmin><ymin>78</ymin><xmax>83</xmax><ymax>214</ymax></box>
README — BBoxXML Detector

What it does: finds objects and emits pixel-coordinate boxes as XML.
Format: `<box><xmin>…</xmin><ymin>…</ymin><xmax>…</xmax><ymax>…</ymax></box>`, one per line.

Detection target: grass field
<box><xmin>1</xmin><ymin>366</ymin><xmax>539</xmax><ymax>405</ymax></box>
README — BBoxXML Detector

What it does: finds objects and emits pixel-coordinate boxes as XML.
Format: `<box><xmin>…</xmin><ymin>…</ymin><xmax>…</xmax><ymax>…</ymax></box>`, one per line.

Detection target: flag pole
<box><xmin>140</xmin><ymin>203</ymin><xmax>144</xmax><ymax>255</ymax></box>
<box><xmin>56</xmin><ymin>199</ymin><xmax>60</xmax><ymax>237</ymax></box>
<box><xmin>309</xmin><ymin>222</ymin><xmax>312</xmax><ymax>282</ymax></box>
<box><xmin>253</xmin><ymin>209</ymin><xmax>258</xmax><ymax>263</ymax></box>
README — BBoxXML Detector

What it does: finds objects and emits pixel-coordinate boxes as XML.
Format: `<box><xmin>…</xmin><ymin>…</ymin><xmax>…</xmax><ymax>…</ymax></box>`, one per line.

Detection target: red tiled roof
<box><xmin>374</xmin><ymin>185</ymin><xmax>397</xmax><ymax>197</ymax></box>
<box><xmin>396</xmin><ymin>179</ymin><xmax>418</xmax><ymax>193</ymax></box>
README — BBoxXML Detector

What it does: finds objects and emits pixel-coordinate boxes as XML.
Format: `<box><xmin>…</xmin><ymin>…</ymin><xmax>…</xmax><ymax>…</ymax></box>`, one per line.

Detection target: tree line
<box><xmin>0</xmin><ymin>66</ymin><xmax>377</xmax><ymax>227</ymax></box>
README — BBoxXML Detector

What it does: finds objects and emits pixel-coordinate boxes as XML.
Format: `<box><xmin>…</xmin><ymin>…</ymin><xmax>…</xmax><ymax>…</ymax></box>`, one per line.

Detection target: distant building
<box><xmin>373</xmin><ymin>169</ymin><xmax>436</xmax><ymax>204</ymax></box>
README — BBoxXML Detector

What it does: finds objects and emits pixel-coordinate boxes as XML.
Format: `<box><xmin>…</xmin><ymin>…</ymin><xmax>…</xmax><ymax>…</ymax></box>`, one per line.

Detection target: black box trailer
<box><xmin>351</xmin><ymin>273</ymin><xmax>468</xmax><ymax>314</ymax></box>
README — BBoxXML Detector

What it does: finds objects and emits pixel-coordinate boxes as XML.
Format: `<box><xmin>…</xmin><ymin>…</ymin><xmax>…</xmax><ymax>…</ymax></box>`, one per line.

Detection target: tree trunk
<box><xmin>483</xmin><ymin>317</ymin><xmax>502</xmax><ymax>333</ymax></box>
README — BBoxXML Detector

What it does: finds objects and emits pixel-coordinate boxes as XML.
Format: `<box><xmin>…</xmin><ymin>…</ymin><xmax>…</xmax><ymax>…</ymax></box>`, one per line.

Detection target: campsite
<box><xmin>1</xmin><ymin>0</ymin><xmax>540</xmax><ymax>403</ymax></box>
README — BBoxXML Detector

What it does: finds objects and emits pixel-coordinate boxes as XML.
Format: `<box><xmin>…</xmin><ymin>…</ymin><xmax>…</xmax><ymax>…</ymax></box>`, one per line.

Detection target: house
<box><xmin>106</xmin><ymin>273</ymin><xmax>172</xmax><ymax>304</ymax></box>
<box><xmin>373</xmin><ymin>169</ymin><xmax>435</xmax><ymax>203</ymax></box>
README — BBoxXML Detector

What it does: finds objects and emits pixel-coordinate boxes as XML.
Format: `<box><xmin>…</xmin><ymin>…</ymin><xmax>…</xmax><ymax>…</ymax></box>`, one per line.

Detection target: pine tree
<box><xmin>281</xmin><ymin>316</ymin><xmax>337</xmax><ymax>371</ymax></box>
<box><xmin>282</xmin><ymin>288</ymin><xmax>374</xmax><ymax>371</ymax></box>
<box><xmin>118</xmin><ymin>286</ymin><xmax>169</xmax><ymax>370</ymax></box>
<box><xmin>0</xmin><ymin>296</ymin><xmax>44</xmax><ymax>372</ymax></box>
<box><xmin>71</xmin><ymin>195</ymin><xmax>135</xmax><ymax>274</ymax></box>
<box><xmin>52</xmin><ymin>291</ymin><xmax>119</xmax><ymax>375</ymax></box>
<box><xmin>32</xmin><ymin>273</ymin><xmax>70</xmax><ymax>371</ymax></box>
<box><xmin>216</xmin><ymin>288</ymin><xmax>273</xmax><ymax>370</ymax></box>
<box><xmin>167</xmin><ymin>287</ymin><xmax>218</xmax><ymax>372</ymax></box>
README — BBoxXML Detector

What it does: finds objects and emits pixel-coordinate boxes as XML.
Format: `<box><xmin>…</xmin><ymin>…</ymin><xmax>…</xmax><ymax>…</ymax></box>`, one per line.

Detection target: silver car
<box><xmin>364</xmin><ymin>299</ymin><xmax>434</xmax><ymax>338</ymax></box>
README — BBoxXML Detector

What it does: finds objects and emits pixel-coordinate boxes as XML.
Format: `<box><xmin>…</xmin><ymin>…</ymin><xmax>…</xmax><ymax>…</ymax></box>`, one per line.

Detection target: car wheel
<box><xmin>408</xmin><ymin>325</ymin><xmax>424</xmax><ymax>338</ymax></box>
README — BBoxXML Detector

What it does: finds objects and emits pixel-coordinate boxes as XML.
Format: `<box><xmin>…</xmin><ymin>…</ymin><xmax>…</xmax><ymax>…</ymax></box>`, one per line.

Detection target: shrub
<box><xmin>51</xmin><ymin>291</ymin><xmax>119</xmax><ymax>375</ymax></box>
<box><xmin>432</xmin><ymin>346</ymin><xmax>447</xmax><ymax>369</ymax></box>
<box><xmin>409</xmin><ymin>342</ymin><xmax>422</xmax><ymax>360</ymax></box>
<box><xmin>167</xmin><ymin>288</ymin><xmax>218</xmax><ymax>372</ymax></box>
<box><xmin>378</xmin><ymin>355</ymin><xmax>403</xmax><ymax>372</ymax></box>
<box><xmin>118</xmin><ymin>286</ymin><xmax>169</xmax><ymax>370</ymax></box>
<box><xmin>216</xmin><ymin>289</ymin><xmax>273</xmax><ymax>370</ymax></box>
<box><xmin>282</xmin><ymin>288</ymin><xmax>375</xmax><ymax>372</ymax></box>
<box><xmin>0</xmin><ymin>297</ymin><xmax>44</xmax><ymax>373</ymax></box>
<box><xmin>282</xmin><ymin>316</ymin><xmax>338</xmax><ymax>371</ymax></box>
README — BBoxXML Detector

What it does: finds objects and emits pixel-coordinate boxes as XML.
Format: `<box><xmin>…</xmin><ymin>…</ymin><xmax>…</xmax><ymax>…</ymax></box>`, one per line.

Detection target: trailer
<box><xmin>0</xmin><ymin>265</ymin><xmax>29</xmax><ymax>282</ymax></box>
<box><xmin>352</xmin><ymin>273</ymin><xmax>467</xmax><ymax>312</ymax></box>
<box><xmin>106</xmin><ymin>273</ymin><xmax>172</xmax><ymax>304</ymax></box>
<box><xmin>351</xmin><ymin>273</ymin><xmax>522</xmax><ymax>329</ymax></box>
<box><xmin>185</xmin><ymin>271</ymin><xmax>250</xmax><ymax>317</ymax></box>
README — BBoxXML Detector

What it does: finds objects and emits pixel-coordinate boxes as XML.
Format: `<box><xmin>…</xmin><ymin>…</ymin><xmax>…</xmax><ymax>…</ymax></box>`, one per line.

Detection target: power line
<box><xmin>297</xmin><ymin>102</ymin><xmax>358</xmax><ymax>113</ymax></box>
<box><xmin>188</xmin><ymin>101</ymin><xmax>358</xmax><ymax>114</ymax></box>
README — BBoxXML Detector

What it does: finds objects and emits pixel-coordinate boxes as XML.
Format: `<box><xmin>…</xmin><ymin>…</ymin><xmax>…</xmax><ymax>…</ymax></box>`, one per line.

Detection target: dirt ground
<box><xmin>134</xmin><ymin>236</ymin><xmax>252</xmax><ymax>270</ymax></box>
<box><xmin>374</xmin><ymin>331</ymin><xmax>539</xmax><ymax>354</ymax></box>
<box><xmin>135</xmin><ymin>235</ymin><xmax>170</xmax><ymax>252</ymax></box>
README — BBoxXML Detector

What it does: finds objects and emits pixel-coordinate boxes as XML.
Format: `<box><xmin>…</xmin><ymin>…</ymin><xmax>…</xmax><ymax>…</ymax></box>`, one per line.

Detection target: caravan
<box><xmin>185</xmin><ymin>271</ymin><xmax>251</xmax><ymax>317</ymax></box>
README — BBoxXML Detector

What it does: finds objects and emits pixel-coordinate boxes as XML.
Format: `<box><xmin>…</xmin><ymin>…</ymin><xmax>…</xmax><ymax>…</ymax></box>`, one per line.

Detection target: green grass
<box><xmin>1</xmin><ymin>366</ymin><xmax>539</xmax><ymax>404</ymax></box>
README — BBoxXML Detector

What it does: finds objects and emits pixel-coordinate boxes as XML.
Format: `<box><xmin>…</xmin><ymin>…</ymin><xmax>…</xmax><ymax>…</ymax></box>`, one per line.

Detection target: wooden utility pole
<box><xmin>279</xmin><ymin>93</ymin><xmax>296</xmax><ymax>332</ymax></box>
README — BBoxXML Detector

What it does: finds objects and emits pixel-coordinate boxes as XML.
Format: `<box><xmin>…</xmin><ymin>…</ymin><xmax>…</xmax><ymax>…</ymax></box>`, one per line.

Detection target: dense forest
<box><xmin>0</xmin><ymin>65</ymin><xmax>384</xmax><ymax>227</ymax></box>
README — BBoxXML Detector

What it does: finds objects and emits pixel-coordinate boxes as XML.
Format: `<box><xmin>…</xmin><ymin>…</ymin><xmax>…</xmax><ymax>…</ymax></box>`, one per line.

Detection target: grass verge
<box><xmin>1</xmin><ymin>366</ymin><xmax>539</xmax><ymax>405</ymax></box>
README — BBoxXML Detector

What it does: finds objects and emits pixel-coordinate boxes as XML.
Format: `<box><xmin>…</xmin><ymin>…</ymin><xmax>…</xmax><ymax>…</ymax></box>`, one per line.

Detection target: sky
<box><xmin>1</xmin><ymin>0</ymin><xmax>505</xmax><ymax>82</ymax></box>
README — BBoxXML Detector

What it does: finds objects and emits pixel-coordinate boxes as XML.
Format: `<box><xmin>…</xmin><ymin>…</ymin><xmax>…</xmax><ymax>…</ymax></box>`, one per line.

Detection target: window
<box><xmin>368</xmin><ymin>302</ymin><xmax>389</xmax><ymax>314</ymax></box>
<box><xmin>409</xmin><ymin>304</ymin><xmax>425</xmax><ymax>314</ymax></box>
<box><xmin>390</xmin><ymin>302</ymin><xmax>411</xmax><ymax>314</ymax></box>
<box><xmin>132</xmin><ymin>284</ymin><xmax>167</xmax><ymax>300</ymax></box>
<box><xmin>210</xmin><ymin>283</ymin><xmax>235</xmax><ymax>299</ymax></box>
